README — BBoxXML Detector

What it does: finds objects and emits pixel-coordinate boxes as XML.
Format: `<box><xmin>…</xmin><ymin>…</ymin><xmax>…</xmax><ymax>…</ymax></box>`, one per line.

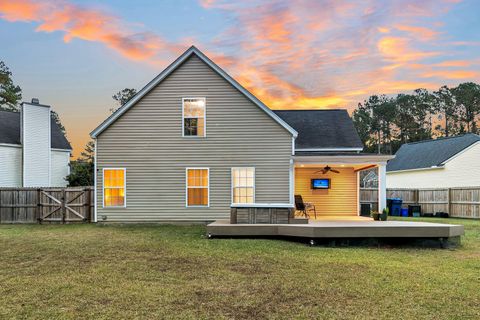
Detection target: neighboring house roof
<box><xmin>90</xmin><ymin>45</ymin><xmax>298</xmax><ymax>138</ymax></box>
<box><xmin>387</xmin><ymin>133</ymin><xmax>480</xmax><ymax>172</ymax></box>
<box><xmin>0</xmin><ymin>110</ymin><xmax>71</xmax><ymax>150</ymax></box>
<box><xmin>274</xmin><ymin>110</ymin><xmax>364</xmax><ymax>151</ymax></box>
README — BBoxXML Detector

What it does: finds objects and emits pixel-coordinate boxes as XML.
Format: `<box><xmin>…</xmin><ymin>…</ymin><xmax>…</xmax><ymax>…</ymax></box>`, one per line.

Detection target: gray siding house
<box><xmin>91</xmin><ymin>46</ymin><xmax>391</xmax><ymax>223</ymax></box>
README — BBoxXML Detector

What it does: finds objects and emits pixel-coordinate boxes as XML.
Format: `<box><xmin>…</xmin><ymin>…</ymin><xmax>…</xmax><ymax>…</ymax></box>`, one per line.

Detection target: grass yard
<box><xmin>1</xmin><ymin>217</ymin><xmax>480</xmax><ymax>319</ymax></box>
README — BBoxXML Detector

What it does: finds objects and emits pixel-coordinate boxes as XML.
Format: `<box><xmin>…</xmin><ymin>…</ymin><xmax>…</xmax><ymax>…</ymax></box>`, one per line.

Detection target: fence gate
<box><xmin>39</xmin><ymin>188</ymin><xmax>92</xmax><ymax>223</ymax></box>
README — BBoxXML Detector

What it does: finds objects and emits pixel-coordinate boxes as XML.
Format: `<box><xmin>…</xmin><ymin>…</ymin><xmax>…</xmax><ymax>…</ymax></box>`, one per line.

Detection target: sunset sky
<box><xmin>1</xmin><ymin>0</ymin><xmax>479</xmax><ymax>157</ymax></box>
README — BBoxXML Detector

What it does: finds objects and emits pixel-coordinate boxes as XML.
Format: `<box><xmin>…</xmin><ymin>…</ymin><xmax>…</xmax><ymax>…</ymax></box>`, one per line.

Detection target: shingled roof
<box><xmin>0</xmin><ymin>110</ymin><xmax>71</xmax><ymax>150</ymax></box>
<box><xmin>387</xmin><ymin>133</ymin><xmax>480</xmax><ymax>172</ymax></box>
<box><xmin>273</xmin><ymin>109</ymin><xmax>364</xmax><ymax>151</ymax></box>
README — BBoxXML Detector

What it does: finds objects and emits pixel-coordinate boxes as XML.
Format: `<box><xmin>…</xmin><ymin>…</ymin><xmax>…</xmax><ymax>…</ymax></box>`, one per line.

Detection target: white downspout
<box><xmin>93</xmin><ymin>138</ymin><xmax>98</xmax><ymax>223</ymax></box>
<box><xmin>289</xmin><ymin>136</ymin><xmax>295</xmax><ymax>205</ymax></box>
<box><xmin>356</xmin><ymin>171</ymin><xmax>360</xmax><ymax>215</ymax></box>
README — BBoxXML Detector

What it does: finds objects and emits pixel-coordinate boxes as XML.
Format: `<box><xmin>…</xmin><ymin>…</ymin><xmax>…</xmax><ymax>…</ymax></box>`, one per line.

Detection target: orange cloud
<box><xmin>421</xmin><ymin>70</ymin><xmax>478</xmax><ymax>79</ymax></box>
<box><xmin>433</xmin><ymin>60</ymin><xmax>470</xmax><ymax>67</ymax></box>
<box><xmin>378</xmin><ymin>36</ymin><xmax>439</xmax><ymax>63</ymax></box>
<box><xmin>0</xmin><ymin>0</ymin><xmax>172</xmax><ymax>62</ymax></box>
<box><xmin>254</xmin><ymin>10</ymin><xmax>296</xmax><ymax>44</ymax></box>
<box><xmin>395</xmin><ymin>24</ymin><xmax>440</xmax><ymax>41</ymax></box>
<box><xmin>0</xmin><ymin>0</ymin><xmax>43</xmax><ymax>21</ymax></box>
<box><xmin>378</xmin><ymin>27</ymin><xmax>390</xmax><ymax>33</ymax></box>
<box><xmin>232</xmin><ymin>64</ymin><xmax>347</xmax><ymax>109</ymax></box>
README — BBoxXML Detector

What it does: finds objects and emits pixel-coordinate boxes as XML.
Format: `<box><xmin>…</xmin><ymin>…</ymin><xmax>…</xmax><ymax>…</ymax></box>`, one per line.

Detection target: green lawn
<box><xmin>1</xmin><ymin>218</ymin><xmax>479</xmax><ymax>319</ymax></box>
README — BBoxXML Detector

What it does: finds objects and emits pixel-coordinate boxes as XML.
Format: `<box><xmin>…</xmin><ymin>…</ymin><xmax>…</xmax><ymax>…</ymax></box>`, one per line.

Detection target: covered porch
<box><xmin>292</xmin><ymin>153</ymin><xmax>393</xmax><ymax>218</ymax></box>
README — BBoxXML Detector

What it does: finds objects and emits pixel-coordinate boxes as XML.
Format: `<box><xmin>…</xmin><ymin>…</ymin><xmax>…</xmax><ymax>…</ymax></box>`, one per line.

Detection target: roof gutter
<box><xmin>294</xmin><ymin>154</ymin><xmax>394</xmax><ymax>165</ymax></box>
<box><xmin>387</xmin><ymin>165</ymin><xmax>444</xmax><ymax>174</ymax></box>
<box><xmin>295</xmin><ymin>147</ymin><xmax>363</xmax><ymax>152</ymax></box>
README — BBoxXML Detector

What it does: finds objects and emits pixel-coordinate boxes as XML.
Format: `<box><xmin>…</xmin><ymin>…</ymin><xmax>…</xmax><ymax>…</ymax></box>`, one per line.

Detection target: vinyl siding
<box><xmin>0</xmin><ymin>145</ymin><xmax>22</xmax><ymax>187</ymax></box>
<box><xmin>96</xmin><ymin>55</ymin><xmax>292</xmax><ymax>222</ymax></box>
<box><xmin>295</xmin><ymin>167</ymin><xmax>357</xmax><ymax>216</ymax></box>
<box><xmin>50</xmin><ymin>150</ymin><xmax>70</xmax><ymax>187</ymax></box>
<box><xmin>22</xmin><ymin>103</ymin><xmax>51</xmax><ymax>187</ymax></box>
<box><xmin>387</xmin><ymin>142</ymin><xmax>480</xmax><ymax>189</ymax></box>
<box><xmin>0</xmin><ymin>145</ymin><xmax>69</xmax><ymax>187</ymax></box>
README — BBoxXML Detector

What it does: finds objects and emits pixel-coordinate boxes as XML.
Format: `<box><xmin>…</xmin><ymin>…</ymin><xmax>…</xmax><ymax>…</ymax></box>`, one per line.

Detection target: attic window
<box><xmin>183</xmin><ymin>98</ymin><xmax>206</xmax><ymax>137</ymax></box>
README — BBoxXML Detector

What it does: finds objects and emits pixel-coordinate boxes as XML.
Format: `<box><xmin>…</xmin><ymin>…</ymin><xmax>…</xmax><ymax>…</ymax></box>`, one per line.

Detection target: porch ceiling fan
<box><xmin>314</xmin><ymin>165</ymin><xmax>340</xmax><ymax>174</ymax></box>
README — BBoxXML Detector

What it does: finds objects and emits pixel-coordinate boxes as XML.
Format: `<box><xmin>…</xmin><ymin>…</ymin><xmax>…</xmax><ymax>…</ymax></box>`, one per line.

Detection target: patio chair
<box><xmin>294</xmin><ymin>195</ymin><xmax>317</xmax><ymax>219</ymax></box>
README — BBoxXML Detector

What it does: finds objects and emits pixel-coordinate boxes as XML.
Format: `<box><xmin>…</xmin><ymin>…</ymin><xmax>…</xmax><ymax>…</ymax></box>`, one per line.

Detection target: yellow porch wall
<box><xmin>295</xmin><ymin>167</ymin><xmax>358</xmax><ymax>216</ymax></box>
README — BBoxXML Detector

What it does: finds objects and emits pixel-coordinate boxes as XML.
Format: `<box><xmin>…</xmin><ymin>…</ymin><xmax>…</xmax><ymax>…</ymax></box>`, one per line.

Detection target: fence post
<box><xmin>85</xmin><ymin>187</ymin><xmax>91</xmax><ymax>222</ymax></box>
<box><xmin>61</xmin><ymin>188</ymin><xmax>66</xmax><ymax>224</ymax></box>
<box><xmin>448</xmin><ymin>188</ymin><xmax>452</xmax><ymax>215</ymax></box>
<box><xmin>37</xmin><ymin>188</ymin><xmax>41</xmax><ymax>223</ymax></box>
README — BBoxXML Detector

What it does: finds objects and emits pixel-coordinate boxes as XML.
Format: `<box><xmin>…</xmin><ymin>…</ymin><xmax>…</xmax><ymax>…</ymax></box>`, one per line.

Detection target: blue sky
<box><xmin>0</xmin><ymin>0</ymin><xmax>479</xmax><ymax>156</ymax></box>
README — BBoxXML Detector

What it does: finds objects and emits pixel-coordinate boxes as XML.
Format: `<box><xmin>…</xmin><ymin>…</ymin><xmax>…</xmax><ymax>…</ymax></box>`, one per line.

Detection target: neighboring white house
<box><xmin>387</xmin><ymin>134</ymin><xmax>480</xmax><ymax>189</ymax></box>
<box><xmin>0</xmin><ymin>99</ymin><xmax>72</xmax><ymax>187</ymax></box>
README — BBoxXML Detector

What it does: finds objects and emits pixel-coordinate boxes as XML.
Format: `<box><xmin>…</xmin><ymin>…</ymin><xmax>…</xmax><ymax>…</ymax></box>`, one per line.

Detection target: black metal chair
<box><xmin>294</xmin><ymin>195</ymin><xmax>317</xmax><ymax>219</ymax></box>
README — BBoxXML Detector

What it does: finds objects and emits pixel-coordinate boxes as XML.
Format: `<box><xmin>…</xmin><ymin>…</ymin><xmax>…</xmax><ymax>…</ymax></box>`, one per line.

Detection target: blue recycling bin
<box><xmin>387</xmin><ymin>198</ymin><xmax>403</xmax><ymax>216</ymax></box>
<box><xmin>401</xmin><ymin>208</ymin><xmax>409</xmax><ymax>217</ymax></box>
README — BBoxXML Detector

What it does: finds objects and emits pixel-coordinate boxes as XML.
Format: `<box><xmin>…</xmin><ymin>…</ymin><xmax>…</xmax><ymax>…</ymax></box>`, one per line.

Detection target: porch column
<box><xmin>378</xmin><ymin>163</ymin><xmax>387</xmax><ymax>212</ymax></box>
<box><xmin>289</xmin><ymin>159</ymin><xmax>295</xmax><ymax>205</ymax></box>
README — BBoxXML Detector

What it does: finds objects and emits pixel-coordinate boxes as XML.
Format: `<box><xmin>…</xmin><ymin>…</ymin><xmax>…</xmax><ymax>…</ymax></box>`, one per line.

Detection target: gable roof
<box><xmin>0</xmin><ymin>109</ymin><xmax>71</xmax><ymax>150</ymax></box>
<box><xmin>387</xmin><ymin>133</ymin><xmax>480</xmax><ymax>172</ymax></box>
<box><xmin>274</xmin><ymin>109</ymin><xmax>363</xmax><ymax>151</ymax></box>
<box><xmin>90</xmin><ymin>46</ymin><xmax>297</xmax><ymax>138</ymax></box>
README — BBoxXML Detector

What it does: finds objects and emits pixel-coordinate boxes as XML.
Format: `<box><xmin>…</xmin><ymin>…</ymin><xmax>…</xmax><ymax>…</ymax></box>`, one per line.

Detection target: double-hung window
<box><xmin>232</xmin><ymin>167</ymin><xmax>255</xmax><ymax>204</ymax></box>
<box><xmin>186</xmin><ymin>168</ymin><xmax>209</xmax><ymax>207</ymax></box>
<box><xmin>183</xmin><ymin>98</ymin><xmax>206</xmax><ymax>137</ymax></box>
<box><xmin>103</xmin><ymin>168</ymin><xmax>126</xmax><ymax>207</ymax></box>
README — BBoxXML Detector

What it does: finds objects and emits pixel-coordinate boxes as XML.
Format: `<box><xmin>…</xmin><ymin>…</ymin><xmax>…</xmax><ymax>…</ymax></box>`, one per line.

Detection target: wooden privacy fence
<box><xmin>360</xmin><ymin>187</ymin><xmax>480</xmax><ymax>219</ymax></box>
<box><xmin>0</xmin><ymin>187</ymin><xmax>94</xmax><ymax>223</ymax></box>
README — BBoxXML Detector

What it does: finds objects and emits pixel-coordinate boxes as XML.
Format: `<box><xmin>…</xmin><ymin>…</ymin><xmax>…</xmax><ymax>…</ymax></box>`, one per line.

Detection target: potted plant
<box><xmin>371</xmin><ymin>211</ymin><xmax>380</xmax><ymax>221</ymax></box>
<box><xmin>380</xmin><ymin>207</ymin><xmax>389</xmax><ymax>221</ymax></box>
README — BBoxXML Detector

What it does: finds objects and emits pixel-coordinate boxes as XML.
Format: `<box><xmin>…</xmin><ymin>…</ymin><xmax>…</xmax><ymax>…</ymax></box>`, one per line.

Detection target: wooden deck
<box><xmin>206</xmin><ymin>218</ymin><xmax>464</xmax><ymax>242</ymax></box>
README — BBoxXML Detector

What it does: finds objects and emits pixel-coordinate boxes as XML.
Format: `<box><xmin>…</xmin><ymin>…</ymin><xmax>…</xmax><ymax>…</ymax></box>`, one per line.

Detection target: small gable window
<box><xmin>183</xmin><ymin>98</ymin><xmax>206</xmax><ymax>137</ymax></box>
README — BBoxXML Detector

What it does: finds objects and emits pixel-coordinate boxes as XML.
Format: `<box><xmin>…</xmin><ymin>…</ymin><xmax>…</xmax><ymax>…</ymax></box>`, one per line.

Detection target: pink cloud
<box><xmin>0</xmin><ymin>0</ymin><xmax>178</xmax><ymax>62</ymax></box>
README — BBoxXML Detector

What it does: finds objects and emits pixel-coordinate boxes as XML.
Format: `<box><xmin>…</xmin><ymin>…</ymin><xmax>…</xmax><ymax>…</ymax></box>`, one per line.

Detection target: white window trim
<box><xmin>185</xmin><ymin>167</ymin><xmax>210</xmax><ymax>208</ymax></box>
<box><xmin>102</xmin><ymin>168</ymin><xmax>127</xmax><ymax>208</ymax></box>
<box><xmin>182</xmin><ymin>97</ymin><xmax>206</xmax><ymax>138</ymax></box>
<box><xmin>231</xmin><ymin>167</ymin><xmax>256</xmax><ymax>205</ymax></box>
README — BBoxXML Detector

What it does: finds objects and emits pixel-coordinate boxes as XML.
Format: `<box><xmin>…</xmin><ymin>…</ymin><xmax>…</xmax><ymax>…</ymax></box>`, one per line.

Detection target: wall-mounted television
<box><xmin>311</xmin><ymin>178</ymin><xmax>330</xmax><ymax>189</ymax></box>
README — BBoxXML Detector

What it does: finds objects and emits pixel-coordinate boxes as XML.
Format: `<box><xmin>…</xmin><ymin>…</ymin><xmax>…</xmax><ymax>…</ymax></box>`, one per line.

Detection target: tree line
<box><xmin>0</xmin><ymin>61</ymin><xmax>65</xmax><ymax>132</ymax></box>
<box><xmin>352</xmin><ymin>83</ymin><xmax>480</xmax><ymax>154</ymax></box>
